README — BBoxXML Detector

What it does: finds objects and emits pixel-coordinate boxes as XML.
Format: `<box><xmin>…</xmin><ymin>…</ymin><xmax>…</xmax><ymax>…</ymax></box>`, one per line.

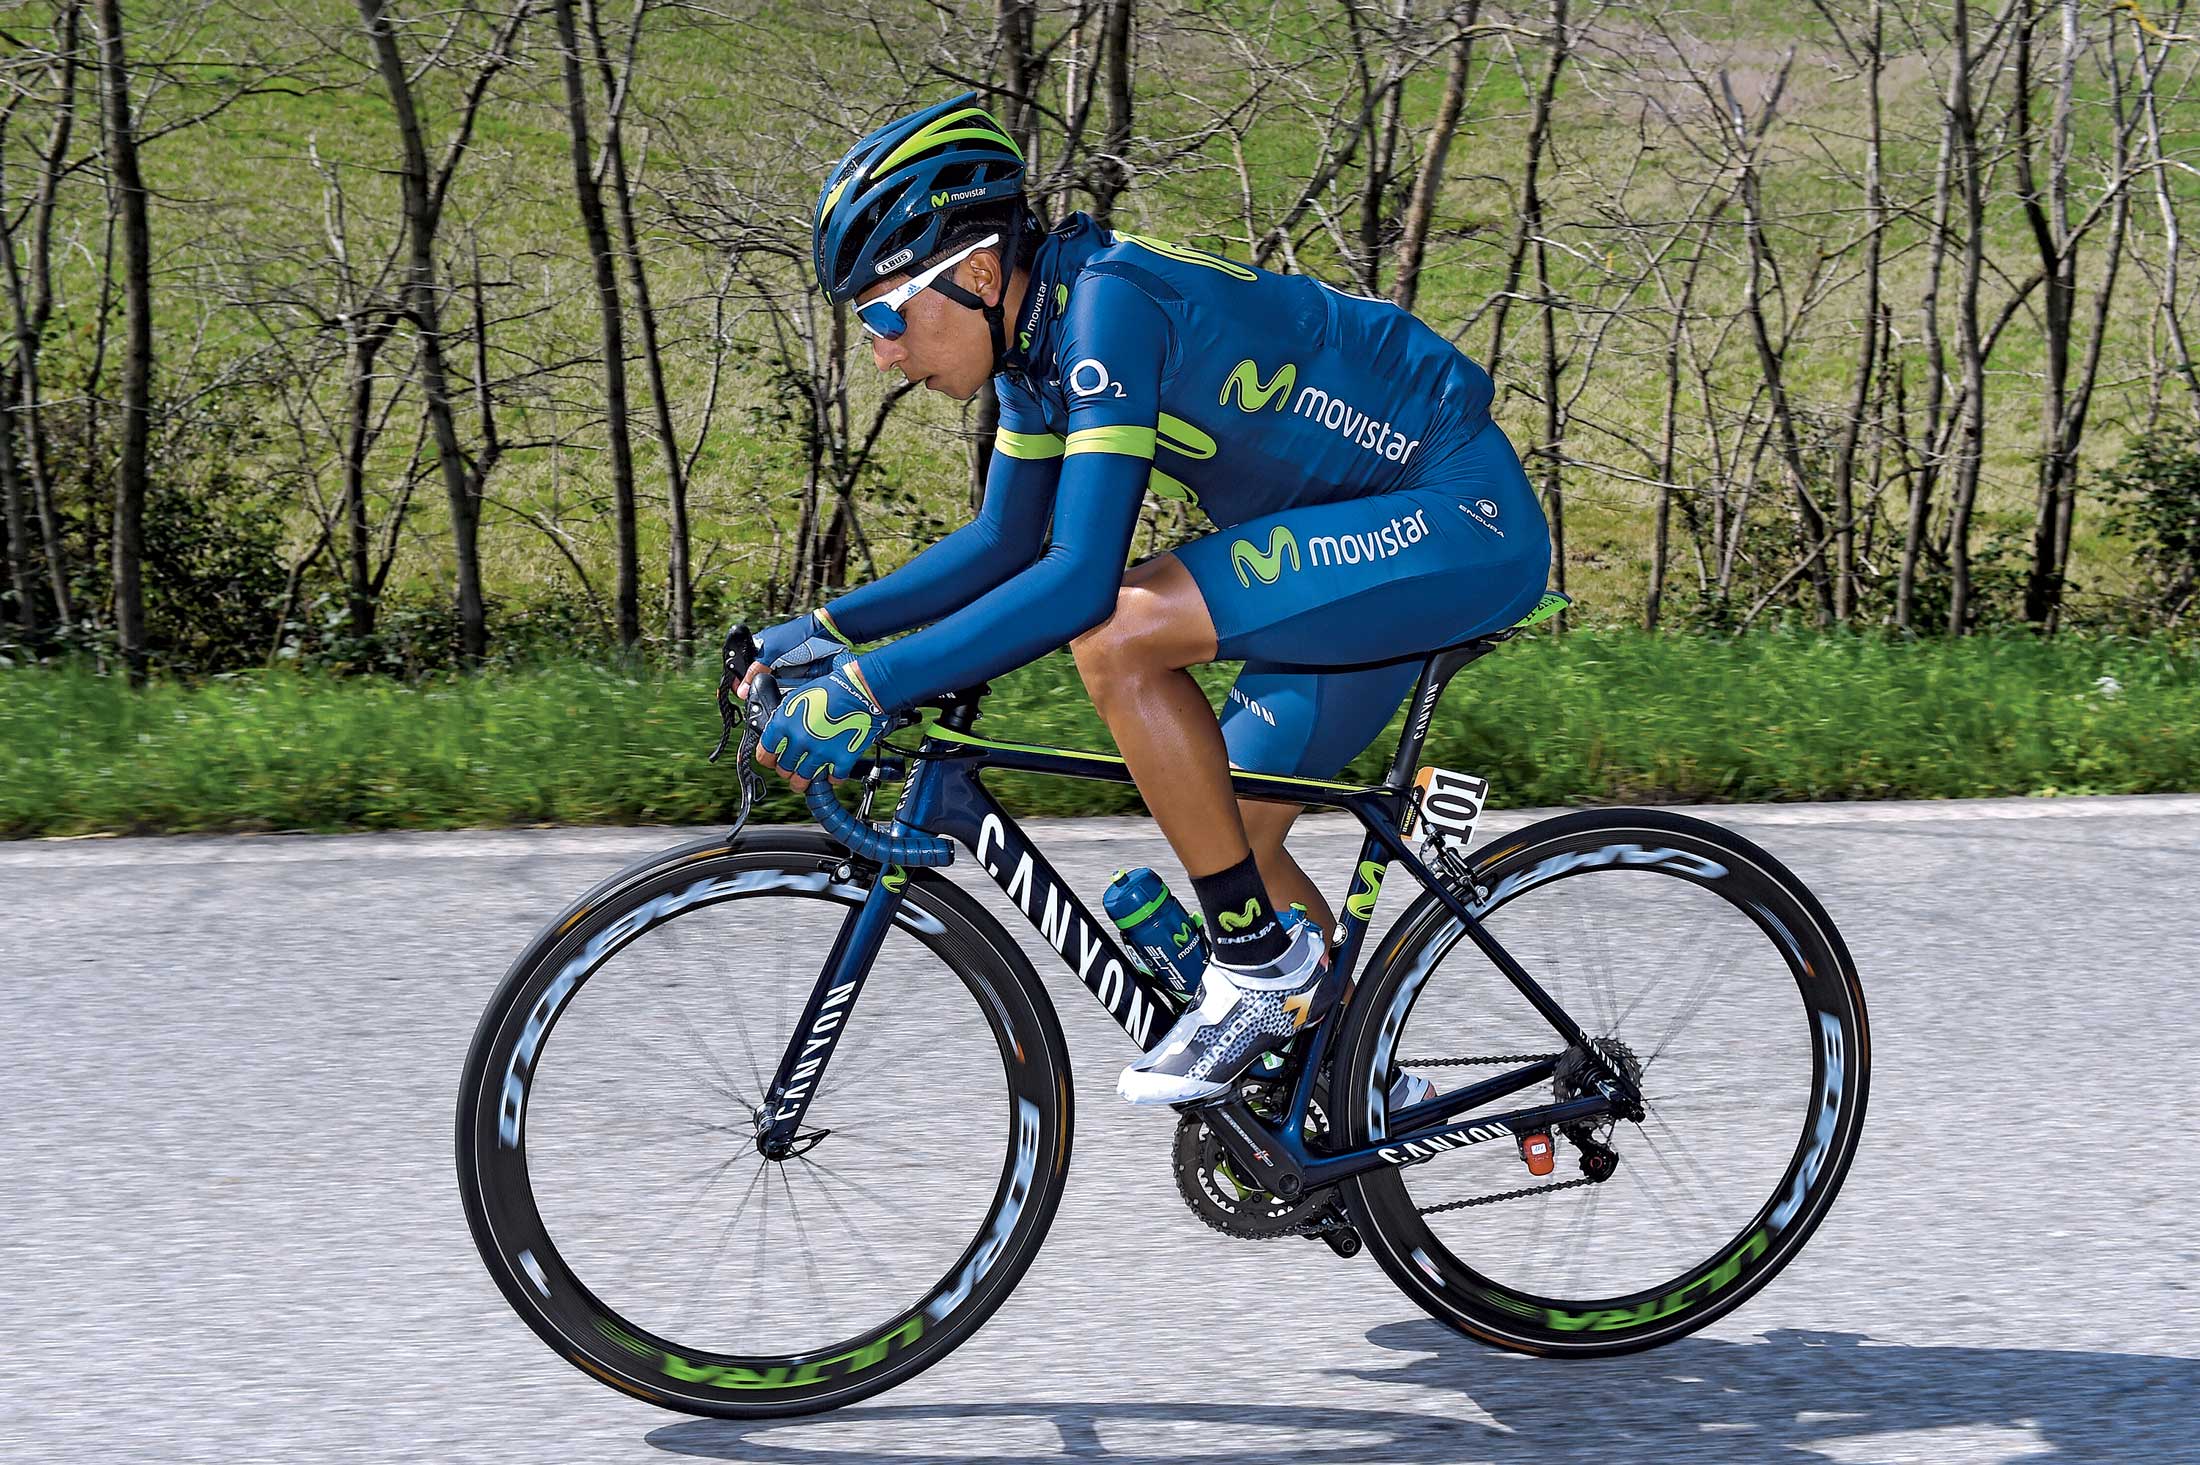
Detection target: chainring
<box><xmin>1171</xmin><ymin>1090</ymin><xmax>1334</xmax><ymax>1240</ymax></box>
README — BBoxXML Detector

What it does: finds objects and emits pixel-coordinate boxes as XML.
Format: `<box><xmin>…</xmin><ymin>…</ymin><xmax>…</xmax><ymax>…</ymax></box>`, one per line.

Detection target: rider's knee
<box><xmin>1071</xmin><ymin>582</ymin><xmax>1171</xmax><ymax>687</ymax></box>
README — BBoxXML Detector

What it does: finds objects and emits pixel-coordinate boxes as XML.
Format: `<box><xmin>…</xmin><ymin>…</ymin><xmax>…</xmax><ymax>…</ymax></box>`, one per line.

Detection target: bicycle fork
<box><xmin>752</xmin><ymin>863</ymin><xmax>909</xmax><ymax>1158</ymax></box>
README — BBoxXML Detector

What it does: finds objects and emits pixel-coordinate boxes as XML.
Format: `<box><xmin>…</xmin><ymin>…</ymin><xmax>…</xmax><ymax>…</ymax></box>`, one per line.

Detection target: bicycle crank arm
<box><xmin>1199</xmin><ymin>1098</ymin><xmax>1309</xmax><ymax>1200</ymax></box>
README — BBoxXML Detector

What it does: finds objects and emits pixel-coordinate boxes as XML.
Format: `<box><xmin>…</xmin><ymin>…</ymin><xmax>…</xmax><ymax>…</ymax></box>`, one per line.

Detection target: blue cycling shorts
<box><xmin>1170</xmin><ymin>423</ymin><xmax>1551</xmax><ymax>780</ymax></box>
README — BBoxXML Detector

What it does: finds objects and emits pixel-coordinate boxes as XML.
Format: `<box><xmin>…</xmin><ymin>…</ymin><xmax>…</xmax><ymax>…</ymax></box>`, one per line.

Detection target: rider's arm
<box><xmin>849</xmin><ymin>275</ymin><xmax>1169</xmax><ymax>714</ymax></box>
<box><xmin>816</xmin><ymin>384</ymin><xmax>1058</xmax><ymax>644</ymax></box>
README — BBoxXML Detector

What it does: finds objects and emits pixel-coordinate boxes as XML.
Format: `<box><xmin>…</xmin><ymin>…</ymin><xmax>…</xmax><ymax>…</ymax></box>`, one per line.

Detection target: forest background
<box><xmin>1</xmin><ymin>0</ymin><xmax>2195</xmax><ymax>834</ymax></box>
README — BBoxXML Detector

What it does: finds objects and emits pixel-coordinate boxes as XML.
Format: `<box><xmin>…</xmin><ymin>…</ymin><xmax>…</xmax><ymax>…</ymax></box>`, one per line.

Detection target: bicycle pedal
<box><xmin>1518</xmin><ymin>1131</ymin><xmax>1555</xmax><ymax>1177</ymax></box>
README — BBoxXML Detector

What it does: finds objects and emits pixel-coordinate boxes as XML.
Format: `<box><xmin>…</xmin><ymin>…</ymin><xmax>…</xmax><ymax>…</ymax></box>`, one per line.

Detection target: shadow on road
<box><xmin>644</xmin><ymin>1323</ymin><xmax>2196</xmax><ymax>1463</ymax></box>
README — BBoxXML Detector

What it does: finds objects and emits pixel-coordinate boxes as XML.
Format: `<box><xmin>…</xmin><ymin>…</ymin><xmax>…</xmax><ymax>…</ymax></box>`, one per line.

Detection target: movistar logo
<box><xmin>1217</xmin><ymin>898</ymin><xmax>1261</xmax><ymax>932</ymax></box>
<box><xmin>931</xmin><ymin>191</ymin><xmax>950</xmax><ymax>207</ymax></box>
<box><xmin>1292</xmin><ymin>384</ymin><xmax>1423</xmax><ymax>464</ymax></box>
<box><xmin>1345</xmin><ymin>860</ymin><xmax>1384</xmax><ymax>921</ymax></box>
<box><xmin>1229</xmin><ymin>526</ymin><xmax>1299</xmax><ymax>588</ymax></box>
<box><xmin>1220</xmin><ymin>358</ymin><xmax>1297</xmax><ymax>413</ymax></box>
<box><xmin>788</xmin><ymin>686</ymin><xmax>871</xmax><ymax>750</ymax></box>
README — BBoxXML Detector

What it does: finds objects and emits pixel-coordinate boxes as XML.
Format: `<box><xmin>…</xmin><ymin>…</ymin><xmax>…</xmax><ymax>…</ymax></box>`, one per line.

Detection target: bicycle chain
<box><xmin>1416</xmin><ymin>1173</ymin><xmax>1601</xmax><ymax>1215</ymax></box>
<box><xmin>1394</xmin><ymin>1054</ymin><xmax>1561</xmax><ymax>1068</ymax></box>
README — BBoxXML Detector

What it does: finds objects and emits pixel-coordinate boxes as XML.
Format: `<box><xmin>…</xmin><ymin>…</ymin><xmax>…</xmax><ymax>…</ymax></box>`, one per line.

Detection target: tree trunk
<box><xmin>553</xmin><ymin>0</ymin><xmax>640</xmax><ymax>649</ymax></box>
<box><xmin>1898</xmin><ymin>37</ymin><xmax>1963</xmax><ymax>630</ymax></box>
<box><xmin>2132</xmin><ymin>14</ymin><xmax>2198</xmax><ymax>419</ymax></box>
<box><xmin>94</xmin><ymin>0</ymin><xmax>150</xmax><ymax>683</ymax></box>
<box><xmin>341</xmin><ymin>327</ymin><xmax>390</xmax><ymax>639</ymax></box>
<box><xmin>356</xmin><ymin>0</ymin><xmax>491</xmax><ymax>663</ymax></box>
<box><xmin>1944</xmin><ymin>0</ymin><xmax>1993</xmax><ymax>636</ymax></box>
<box><xmin>586</xmin><ymin>0</ymin><xmax>692</xmax><ymax>652</ymax></box>
<box><xmin>1089</xmin><ymin>0</ymin><xmax>1134</xmax><ymax>225</ymax></box>
<box><xmin>1358</xmin><ymin>0</ymin><xmax>1410</xmax><ymax>295</ymax></box>
<box><xmin>971</xmin><ymin>381</ymin><xmax>998</xmax><ymax>512</ymax></box>
<box><xmin>995</xmin><ymin>0</ymin><xmax>1040</xmax><ymax>166</ymax></box>
<box><xmin>1536</xmin><ymin>225</ymin><xmax>1563</xmax><ymax>607</ymax></box>
<box><xmin>2017</xmin><ymin>3</ymin><xmax>2072</xmax><ymax>626</ymax></box>
<box><xmin>0</xmin><ymin>4</ymin><xmax>80</xmax><ymax>633</ymax></box>
<box><xmin>0</xmin><ymin>386</ymin><xmax>33</xmax><ymax>634</ymax></box>
<box><xmin>1391</xmin><ymin>0</ymin><xmax>1481</xmax><ymax>312</ymax></box>
<box><xmin>1826</xmin><ymin>0</ymin><xmax>1885</xmax><ymax>623</ymax></box>
<box><xmin>1484</xmin><ymin>0</ymin><xmax>1567</xmax><ymax>381</ymax></box>
<box><xmin>1727</xmin><ymin>72</ymin><xmax>1835</xmax><ymax>626</ymax></box>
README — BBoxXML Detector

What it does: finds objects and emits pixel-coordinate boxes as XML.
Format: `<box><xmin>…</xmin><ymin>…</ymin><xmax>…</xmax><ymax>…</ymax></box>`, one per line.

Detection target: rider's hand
<box><xmin>755</xmin><ymin>655</ymin><xmax>887</xmax><ymax>793</ymax></box>
<box><xmin>737</xmin><ymin>610</ymin><xmax>851</xmax><ymax>700</ymax></box>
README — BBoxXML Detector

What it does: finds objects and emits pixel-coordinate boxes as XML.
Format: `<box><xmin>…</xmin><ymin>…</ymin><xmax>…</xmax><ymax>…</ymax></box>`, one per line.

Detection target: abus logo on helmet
<box><xmin>874</xmin><ymin>246</ymin><xmax>915</xmax><ymax>276</ymax></box>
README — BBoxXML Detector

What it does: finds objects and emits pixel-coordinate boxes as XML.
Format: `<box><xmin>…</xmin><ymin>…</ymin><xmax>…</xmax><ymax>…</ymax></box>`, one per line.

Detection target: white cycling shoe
<box><xmin>1117</xmin><ymin>919</ymin><xmax>1341</xmax><ymax>1106</ymax></box>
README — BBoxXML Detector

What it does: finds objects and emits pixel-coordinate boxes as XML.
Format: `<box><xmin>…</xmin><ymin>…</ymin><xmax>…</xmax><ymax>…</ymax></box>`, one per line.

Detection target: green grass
<box><xmin>4</xmin><ymin>630</ymin><xmax>2194</xmax><ymax>838</ymax></box>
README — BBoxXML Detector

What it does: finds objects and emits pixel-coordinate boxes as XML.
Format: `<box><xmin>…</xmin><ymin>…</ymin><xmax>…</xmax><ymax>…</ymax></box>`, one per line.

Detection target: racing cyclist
<box><xmin>741</xmin><ymin>94</ymin><xmax>1552</xmax><ymax>1106</ymax></box>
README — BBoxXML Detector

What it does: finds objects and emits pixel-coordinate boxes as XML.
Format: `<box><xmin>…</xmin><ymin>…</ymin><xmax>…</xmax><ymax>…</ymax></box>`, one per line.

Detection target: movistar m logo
<box><xmin>931</xmin><ymin>190</ymin><xmax>950</xmax><ymax>207</ymax></box>
<box><xmin>1345</xmin><ymin>860</ymin><xmax>1385</xmax><ymax>921</ymax></box>
<box><xmin>788</xmin><ymin>687</ymin><xmax>871</xmax><ymax>750</ymax></box>
<box><xmin>1220</xmin><ymin>358</ymin><xmax>1297</xmax><ymax>413</ymax></box>
<box><xmin>1217</xmin><ymin>898</ymin><xmax>1261</xmax><ymax>933</ymax></box>
<box><xmin>1230</xmin><ymin>526</ymin><xmax>1299</xmax><ymax>587</ymax></box>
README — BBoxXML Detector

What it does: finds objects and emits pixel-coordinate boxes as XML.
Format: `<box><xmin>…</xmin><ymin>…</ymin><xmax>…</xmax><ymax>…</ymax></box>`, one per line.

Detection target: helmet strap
<box><xmin>927</xmin><ymin>214</ymin><xmax>1023</xmax><ymax>375</ymax></box>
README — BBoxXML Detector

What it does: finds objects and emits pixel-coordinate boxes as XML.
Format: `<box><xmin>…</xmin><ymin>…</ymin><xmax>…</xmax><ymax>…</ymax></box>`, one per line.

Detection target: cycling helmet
<box><xmin>812</xmin><ymin>93</ymin><xmax>1027</xmax><ymax>304</ymax></box>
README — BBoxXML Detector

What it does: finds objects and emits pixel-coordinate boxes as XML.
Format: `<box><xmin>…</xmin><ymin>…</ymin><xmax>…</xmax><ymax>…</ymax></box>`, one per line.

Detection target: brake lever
<box><xmin>709</xmin><ymin>624</ymin><xmax>779</xmax><ymax>841</ymax></box>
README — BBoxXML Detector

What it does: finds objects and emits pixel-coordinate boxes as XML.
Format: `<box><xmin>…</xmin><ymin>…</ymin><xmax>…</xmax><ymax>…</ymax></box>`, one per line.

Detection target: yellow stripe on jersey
<box><xmin>993</xmin><ymin>429</ymin><xmax>1065</xmax><ymax>460</ymax></box>
<box><xmin>1063</xmin><ymin>424</ymin><xmax>1158</xmax><ymax>459</ymax></box>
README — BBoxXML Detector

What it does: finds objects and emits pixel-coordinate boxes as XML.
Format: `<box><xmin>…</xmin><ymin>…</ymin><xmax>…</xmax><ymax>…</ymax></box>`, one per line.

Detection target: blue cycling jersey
<box><xmin>824</xmin><ymin>213</ymin><xmax>1509</xmax><ymax>716</ymax></box>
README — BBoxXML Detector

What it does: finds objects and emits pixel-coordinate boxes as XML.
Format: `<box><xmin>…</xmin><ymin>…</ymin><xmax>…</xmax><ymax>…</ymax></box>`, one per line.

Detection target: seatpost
<box><xmin>1381</xmin><ymin>643</ymin><xmax>1494</xmax><ymax>791</ymax></box>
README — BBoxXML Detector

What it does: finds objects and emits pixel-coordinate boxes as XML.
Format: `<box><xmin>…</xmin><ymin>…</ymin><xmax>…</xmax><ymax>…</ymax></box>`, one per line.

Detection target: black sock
<box><xmin>1191</xmin><ymin>851</ymin><xmax>1290</xmax><ymax>966</ymax></box>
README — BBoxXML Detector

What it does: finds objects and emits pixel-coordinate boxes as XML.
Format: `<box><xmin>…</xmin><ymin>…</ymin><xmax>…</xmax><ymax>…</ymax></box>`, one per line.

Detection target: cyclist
<box><xmin>741</xmin><ymin>93</ymin><xmax>1551</xmax><ymax>1106</ymax></box>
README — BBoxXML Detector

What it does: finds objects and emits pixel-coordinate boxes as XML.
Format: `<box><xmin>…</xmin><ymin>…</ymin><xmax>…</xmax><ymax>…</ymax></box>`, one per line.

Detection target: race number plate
<box><xmin>1404</xmin><ymin>766</ymin><xmax>1490</xmax><ymax>844</ymax></box>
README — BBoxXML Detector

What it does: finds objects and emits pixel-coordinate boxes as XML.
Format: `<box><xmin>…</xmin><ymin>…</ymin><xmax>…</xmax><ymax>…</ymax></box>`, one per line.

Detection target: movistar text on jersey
<box><xmin>1294</xmin><ymin>384</ymin><xmax>1422</xmax><ymax>465</ymax></box>
<box><xmin>1309</xmin><ymin>507</ymin><xmax>1431</xmax><ymax>566</ymax></box>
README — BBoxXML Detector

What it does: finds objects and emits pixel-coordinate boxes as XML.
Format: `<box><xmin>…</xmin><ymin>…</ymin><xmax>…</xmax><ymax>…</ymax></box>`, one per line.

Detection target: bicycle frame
<box><xmin>753</xmin><ymin>705</ymin><xmax>1643</xmax><ymax>1192</ymax></box>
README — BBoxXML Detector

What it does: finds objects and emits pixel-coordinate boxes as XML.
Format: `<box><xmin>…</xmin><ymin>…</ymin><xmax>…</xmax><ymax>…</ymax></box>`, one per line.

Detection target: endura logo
<box><xmin>1308</xmin><ymin>508</ymin><xmax>1430</xmax><ymax>569</ymax></box>
<box><xmin>1220</xmin><ymin>359</ymin><xmax>1296</xmax><ymax>412</ymax></box>
<box><xmin>1230</xmin><ymin>526</ymin><xmax>1299</xmax><ymax>587</ymax></box>
<box><xmin>1293</xmin><ymin>385</ymin><xmax>1422</xmax><ymax>464</ymax></box>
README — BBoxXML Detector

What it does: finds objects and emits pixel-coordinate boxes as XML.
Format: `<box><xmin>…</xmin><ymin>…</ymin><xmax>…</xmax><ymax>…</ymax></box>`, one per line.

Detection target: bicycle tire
<box><xmin>1336</xmin><ymin>807</ymin><xmax>1869</xmax><ymax>1356</ymax></box>
<box><xmin>457</xmin><ymin>830</ymin><xmax>1074</xmax><ymax>1417</ymax></box>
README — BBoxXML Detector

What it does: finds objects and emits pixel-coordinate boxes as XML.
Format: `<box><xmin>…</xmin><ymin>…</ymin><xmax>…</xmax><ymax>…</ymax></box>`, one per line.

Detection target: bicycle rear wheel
<box><xmin>1337</xmin><ymin>808</ymin><xmax>1867</xmax><ymax>1356</ymax></box>
<box><xmin>457</xmin><ymin>831</ymin><xmax>1072</xmax><ymax>1417</ymax></box>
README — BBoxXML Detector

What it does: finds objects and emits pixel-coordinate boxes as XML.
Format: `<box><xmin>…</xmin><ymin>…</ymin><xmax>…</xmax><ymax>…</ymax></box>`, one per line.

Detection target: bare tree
<box><xmin>1390</xmin><ymin>0</ymin><xmax>1482</xmax><ymax>311</ymax></box>
<box><xmin>355</xmin><ymin>0</ymin><xmax>532</xmax><ymax>664</ymax></box>
<box><xmin>0</xmin><ymin>1</ymin><xmax>82</xmax><ymax>636</ymax></box>
<box><xmin>2128</xmin><ymin>0</ymin><xmax>2199</xmax><ymax>421</ymax></box>
<box><xmin>91</xmin><ymin>0</ymin><xmax>151</xmax><ymax>682</ymax></box>
<box><xmin>1473</xmin><ymin>0</ymin><xmax>1570</xmax><ymax>382</ymax></box>
<box><xmin>552</xmin><ymin>0</ymin><xmax>640</xmax><ymax>649</ymax></box>
<box><xmin>585</xmin><ymin>0</ymin><xmax>696</xmax><ymax>651</ymax></box>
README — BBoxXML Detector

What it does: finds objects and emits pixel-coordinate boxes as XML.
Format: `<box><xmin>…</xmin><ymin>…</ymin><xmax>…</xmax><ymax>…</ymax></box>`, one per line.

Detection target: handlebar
<box><xmin>803</xmin><ymin>779</ymin><xmax>953</xmax><ymax>867</ymax></box>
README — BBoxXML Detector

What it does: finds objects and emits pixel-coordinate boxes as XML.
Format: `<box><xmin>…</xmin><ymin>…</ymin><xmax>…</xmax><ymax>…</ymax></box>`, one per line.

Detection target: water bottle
<box><xmin>1103</xmin><ymin>867</ymin><xmax>1208</xmax><ymax>1007</ymax></box>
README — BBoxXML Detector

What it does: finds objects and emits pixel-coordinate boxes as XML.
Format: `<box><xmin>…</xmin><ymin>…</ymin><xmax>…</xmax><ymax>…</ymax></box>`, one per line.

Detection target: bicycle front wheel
<box><xmin>1337</xmin><ymin>808</ymin><xmax>1868</xmax><ymax>1356</ymax></box>
<box><xmin>457</xmin><ymin>831</ymin><xmax>1073</xmax><ymax>1417</ymax></box>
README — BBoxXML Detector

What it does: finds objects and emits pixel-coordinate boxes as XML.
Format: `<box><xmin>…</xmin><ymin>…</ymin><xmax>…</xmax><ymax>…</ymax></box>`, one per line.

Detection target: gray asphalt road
<box><xmin>5</xmin><ymin>794</ymin><xmax>2197</xmax><ymax>1464</ymax></box>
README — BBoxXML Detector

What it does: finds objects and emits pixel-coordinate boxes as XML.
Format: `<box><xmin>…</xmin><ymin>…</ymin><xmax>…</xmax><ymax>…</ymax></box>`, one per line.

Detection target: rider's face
<box><xmin>857</xmin><ymin>250</ymin><xmax>1004</xmax><ymax>403</ymax></box>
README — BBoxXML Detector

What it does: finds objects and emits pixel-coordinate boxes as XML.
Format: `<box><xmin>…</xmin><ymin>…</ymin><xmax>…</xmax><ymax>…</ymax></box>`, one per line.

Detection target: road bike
<box><xmin>457</xmin><ymin>598</ymin><xmax>1870</xmax><ymax>1417</ymax></box>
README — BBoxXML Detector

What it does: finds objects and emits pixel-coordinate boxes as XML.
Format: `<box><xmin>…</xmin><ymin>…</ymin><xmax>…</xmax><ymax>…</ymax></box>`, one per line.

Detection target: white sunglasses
<box><xmin>855</xmin><ymin>233</ymin><xmax>1001</xmax><ymax>340</ymax></box>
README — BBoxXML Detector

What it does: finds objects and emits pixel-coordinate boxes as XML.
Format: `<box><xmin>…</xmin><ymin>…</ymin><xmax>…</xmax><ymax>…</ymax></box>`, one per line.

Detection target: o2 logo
<box><xmin>1067</xmin><ymin>358</ymin><xmax>1125</xmax><ymax>398</ymax></box>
